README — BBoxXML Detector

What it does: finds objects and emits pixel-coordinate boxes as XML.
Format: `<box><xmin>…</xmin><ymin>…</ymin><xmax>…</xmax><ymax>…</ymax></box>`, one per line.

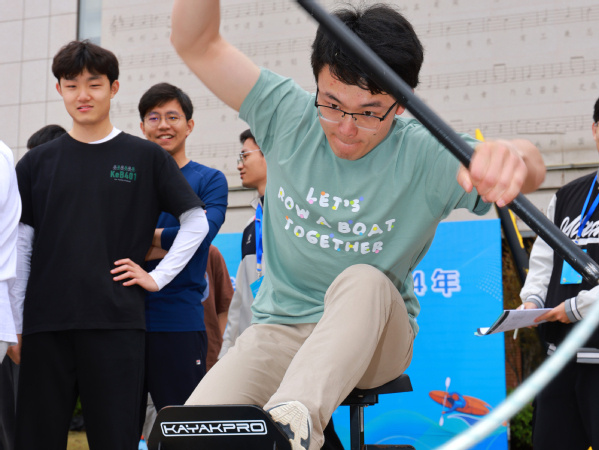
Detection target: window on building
<box><xmin>78</xmin><ymin>0</ymin><xmax>102</xmax><ymax>44</ymax></box>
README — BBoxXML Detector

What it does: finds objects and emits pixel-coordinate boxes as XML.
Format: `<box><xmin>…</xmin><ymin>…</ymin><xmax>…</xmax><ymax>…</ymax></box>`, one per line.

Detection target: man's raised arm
<box><xmin>170</xmin><ymin>0</ymin><xmax>261</xmax><ymax>112</ymax></box>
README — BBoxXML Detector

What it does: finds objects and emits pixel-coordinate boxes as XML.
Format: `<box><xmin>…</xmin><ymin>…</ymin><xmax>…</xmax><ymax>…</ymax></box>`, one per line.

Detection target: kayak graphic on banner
<box><xmin>213</xmin><ymin>219</ymin><xmax>506</xmax><ymax>449</ymax></box>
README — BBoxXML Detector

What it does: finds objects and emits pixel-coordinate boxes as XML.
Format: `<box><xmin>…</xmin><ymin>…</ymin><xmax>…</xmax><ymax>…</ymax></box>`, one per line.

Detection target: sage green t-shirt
<box><xmin>240</xmin><ymin>69</ymin><xmax>490</xmax><ymax>335</ymax></box>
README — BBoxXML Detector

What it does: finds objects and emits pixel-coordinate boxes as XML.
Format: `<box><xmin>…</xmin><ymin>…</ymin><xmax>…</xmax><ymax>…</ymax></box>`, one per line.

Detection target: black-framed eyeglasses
<box><xmin>314</xmin><ymin>88</ymin><xmax>398</xmax><ymax>130</ymax></box>
<box><xmin>144</xmin><ymin>112</ymin><xmax>183</xmax><ymax>127</ymax></box>
<box><xmin>237</xmin><ymin>149</ymin><xmax>262</xmax><ymax>165</ymax></box>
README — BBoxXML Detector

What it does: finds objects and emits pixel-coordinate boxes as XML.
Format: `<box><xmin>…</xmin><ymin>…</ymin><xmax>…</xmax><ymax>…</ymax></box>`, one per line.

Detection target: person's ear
<box><xmin>186</xmin><ymin>118</ymin><xmax>195</xmax><ymax>137</ymax></box>
<box><xmin>110</xmin><ymin>80</ymin><xmax>120</xmax><ymax>98</ymax></box>
<box><xmin>394</xmin><ymin>104</ymin><xmax>406</xmax><ymax>116</ymax></box>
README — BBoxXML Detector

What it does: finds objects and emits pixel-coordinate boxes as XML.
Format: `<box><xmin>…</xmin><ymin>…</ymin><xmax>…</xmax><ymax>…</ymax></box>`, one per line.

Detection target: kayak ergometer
<box><xmin>147</xmin><ymin>404</ymin><xmax>292</xmax><ymax>450</ymax></box>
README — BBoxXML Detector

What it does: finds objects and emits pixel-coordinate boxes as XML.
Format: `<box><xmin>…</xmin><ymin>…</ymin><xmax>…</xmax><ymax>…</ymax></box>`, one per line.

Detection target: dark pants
<box><xmin>143</xmin><ymin>331</ymin><xmax>207</xmax><ymax>413</ymax></box>
<box><xmin>15</xmin><ymin>330</ymin><xmax>144</xmax><ymax>450</ymax></box>
<box><xmin>322</xmin><ymin>418</ymin><xmax>343</xmax><ymax>450</ymax></box>
<box><xmin>532</xmin><ymin>358</ymin><xmax>599</xmax><ymax>449</ymax></box>
<box><xmin>0</xmin><ymin>357</ymin><xmax>19</xmax><ymax>450</ymax></box>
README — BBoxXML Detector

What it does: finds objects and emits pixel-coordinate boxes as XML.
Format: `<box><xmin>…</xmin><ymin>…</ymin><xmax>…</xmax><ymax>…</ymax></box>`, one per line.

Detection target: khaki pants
<box><xmin>186</xmin><ymin>264</ymin><xmax>414</xmax><ymax>449</ymax></box>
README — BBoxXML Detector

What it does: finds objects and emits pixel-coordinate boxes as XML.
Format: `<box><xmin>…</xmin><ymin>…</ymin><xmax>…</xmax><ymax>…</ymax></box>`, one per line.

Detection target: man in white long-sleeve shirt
<box><xmin>0</xmin><ymin>141</ymin><xmax>20</xmax><ymax>450</ymax></box>
<box><xmin>0</xmin><ymin>126</ymin><xmax>66</xmax><ymax>450</ymax></box>
<box><xmin>520</xmin><ymin>98</ymin><xmax>599</xmax><ymax>449</ymax></box>
<box><xmin>13</xmin><ymin>40</ymin><xmax>209</xmax><ymax>450</ymax></box>
<box><xmin>0</xmin><ymin>141</ymin><xmax>20</xmax><ymax>364</ymax></box>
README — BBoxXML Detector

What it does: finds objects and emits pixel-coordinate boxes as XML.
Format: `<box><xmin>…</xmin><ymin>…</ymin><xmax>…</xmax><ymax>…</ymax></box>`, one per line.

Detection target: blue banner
<box><xmin>213</xmin><ymin>219</ymin><xmax>506</xmax><ymax>449</ymax></box>
<box><xmin>212</xmin><ymin>233</ymin><xmax>243</xmax><ymax>290</ymax></box>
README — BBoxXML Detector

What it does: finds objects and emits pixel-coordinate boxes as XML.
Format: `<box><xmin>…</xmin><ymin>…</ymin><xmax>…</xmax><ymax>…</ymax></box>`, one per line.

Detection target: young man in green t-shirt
<box><xmin>171</xmin><ymin>3</ymin><xmax>546</xmax><ymax>449</ymax></box>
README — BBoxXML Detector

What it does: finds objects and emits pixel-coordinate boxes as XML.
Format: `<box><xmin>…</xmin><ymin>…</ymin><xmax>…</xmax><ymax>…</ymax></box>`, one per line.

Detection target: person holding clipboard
<box><xmin>520</xmin><ymin>98</ymin><xmax>599</xmax><ymax>449</ymax></box>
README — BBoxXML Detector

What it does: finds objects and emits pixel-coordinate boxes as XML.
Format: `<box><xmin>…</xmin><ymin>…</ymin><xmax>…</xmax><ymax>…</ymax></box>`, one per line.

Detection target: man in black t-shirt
<box><xmin>13</xmin><ymin>40</ymin><xmax>209</xmax><ymax>450</ymax></box>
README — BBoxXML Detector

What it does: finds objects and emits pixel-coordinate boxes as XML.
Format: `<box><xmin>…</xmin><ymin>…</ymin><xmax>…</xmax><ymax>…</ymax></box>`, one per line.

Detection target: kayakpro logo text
<box><xmin>161</xmin><ymin>420</ymin><xmax>267</xmax><ymax>436</ymax></box>
<box><xmin>110</xmin><ymin>165</ymin><xmax>137</xmax><ymax>183</ymax></box>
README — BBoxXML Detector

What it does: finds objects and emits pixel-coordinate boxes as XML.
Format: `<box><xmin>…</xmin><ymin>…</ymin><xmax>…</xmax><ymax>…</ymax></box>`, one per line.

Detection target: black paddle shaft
<box><xmin>297</xmin><ymin>0</ymin><xmax>599</xmax><ymax>286</ymax></box>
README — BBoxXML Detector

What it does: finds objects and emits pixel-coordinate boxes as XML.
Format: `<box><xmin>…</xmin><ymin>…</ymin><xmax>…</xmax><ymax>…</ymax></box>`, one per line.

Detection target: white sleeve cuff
<box><xmin>0</xmin><ymin>341</ymin><xmax>9</xmax><ymax>364</ymax></box>
<box><xmin>524</xmin><ymin>294</ymin><xmax>545</xmax><ymax>309</ymax></box>
<box><xmin>564</xmin><ymin>297</ymin><xmax>582</xmax><ymax>323</ymax></box>
<box><xmin>571</xmin><ymin>286</ymin><xmax>599</xmax><ymax>321</ymax></box>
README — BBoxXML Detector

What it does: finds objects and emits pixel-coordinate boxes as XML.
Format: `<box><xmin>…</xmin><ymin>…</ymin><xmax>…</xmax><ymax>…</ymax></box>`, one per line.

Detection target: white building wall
<box><xmin>2</xmin><ymin>0</ymin><xmax>599</xmax><ymax>233</ymax></box>
<box><xmin>0</xmin><ymin>0</ymin><xmax>78</xmax><ymax>161</ymax></box>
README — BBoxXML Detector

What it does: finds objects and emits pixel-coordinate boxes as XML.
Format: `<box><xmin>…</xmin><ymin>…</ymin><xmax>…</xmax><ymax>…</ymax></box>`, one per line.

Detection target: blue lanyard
<box><xmin>255</xmin><ymin>202</ymin><xmax>263</xmax><ymax>274</ymax></box>
<box><xmin>577</xmin><ymin>173</ymin><xmax>599</xmax><ymax>241</ymax></box>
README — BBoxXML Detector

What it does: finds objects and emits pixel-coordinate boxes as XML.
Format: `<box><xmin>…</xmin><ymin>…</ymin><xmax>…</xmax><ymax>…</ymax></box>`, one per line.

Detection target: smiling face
<box><xmin>316</xmin><ymin>66</ymin><xmax>404</xmax><ymax>161</ymax></box>
<box><xmin>56</xmin><ymin>69</ymin><xmax>118</xmax><ymax>130</ymax></box>
<box><xmin>140</xmin><ymin>98</ymin><xmax>194</xmax><ymax>162</ymax></box>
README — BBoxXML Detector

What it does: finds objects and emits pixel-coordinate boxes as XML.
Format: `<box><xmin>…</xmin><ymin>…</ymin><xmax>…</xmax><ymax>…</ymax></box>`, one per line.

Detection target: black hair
<box><xmin>311</xmin><ymin>3</ymin><xmax>424</xmax><ymax>93</ymax></box>
<box><xmin>27</xmin><ymin>124</ymin><xmax>67</xmax><ymax>150</ymax></box>
<box><xmin>52</xmin><ymin>40</ymin><xmax>119</xmax><ymax>85</ymax></box>
<box><xmin>239</xmin><ymin>129</ymin><xmax>255</xmax><ymax>144</ymax></box>
<box><xmin>138</xmin><ymin>83</ymin><xmax>194</xmax><ymax>121</ymax></box>
<box><xmin>594</xmin><ymin>97</ymin><xmax>599</xmax><ymax>123</ymax></box>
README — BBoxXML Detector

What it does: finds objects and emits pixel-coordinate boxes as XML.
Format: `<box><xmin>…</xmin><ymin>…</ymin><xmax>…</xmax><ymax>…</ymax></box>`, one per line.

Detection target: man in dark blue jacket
<box><xmin>140</xmin><ymin>83</ymin><xmax>229</xmax><ymax>413</ymax></box>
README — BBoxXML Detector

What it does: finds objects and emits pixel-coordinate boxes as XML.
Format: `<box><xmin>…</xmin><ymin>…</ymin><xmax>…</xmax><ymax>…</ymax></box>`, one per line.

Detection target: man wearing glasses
<box><xmin>172</xmin><ymin>3</ymin><xmax>546</xmax><ymax>449</ymax></box>
<box><xmin>138</xmin><ymin>83</ymin><xmax>228</xmax><ymax>416</ymax></box>
<box><xmin>519</xmin><ymin>98</ymin><xmax>599</xmax><ymax>449</ymax></box>
<box><xmin>219</xmin><ymin>129</ymin><xmax>265</xmax><ymax>361</ymax></box>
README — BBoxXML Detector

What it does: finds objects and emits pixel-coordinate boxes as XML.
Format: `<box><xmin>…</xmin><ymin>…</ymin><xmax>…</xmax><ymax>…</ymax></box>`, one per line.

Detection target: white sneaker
<box><xmin>267</xmin><ymin>401</ymin><xmax>312</xmax><ymax>450</ymax></box>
